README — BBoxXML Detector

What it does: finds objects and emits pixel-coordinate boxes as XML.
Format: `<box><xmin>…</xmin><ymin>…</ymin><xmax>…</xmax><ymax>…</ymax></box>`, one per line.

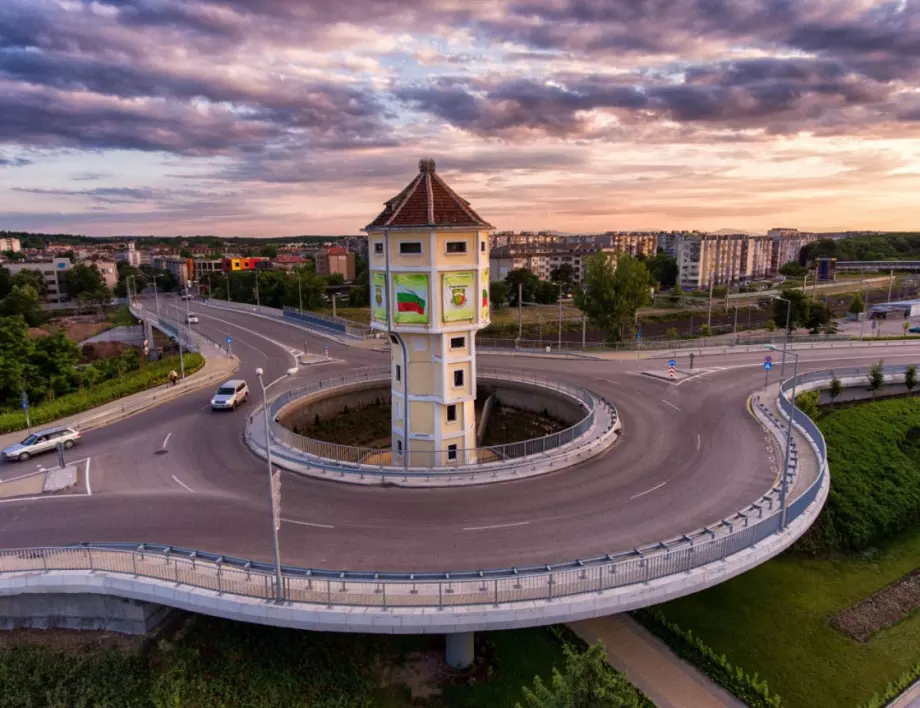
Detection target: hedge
<box><xmin>0</xmin><ymin>354</ymin><xmax>204</xmax><ymax>434</ymax></box>
<box><xmin>631</xmin><ymin>609</ymin><xmax>784</xmax><ymax>707</ymax></box>
<box><xmin>860</xmin><ymin>661</ymin><xmax>920</xmax><ymax>708</ymax></box>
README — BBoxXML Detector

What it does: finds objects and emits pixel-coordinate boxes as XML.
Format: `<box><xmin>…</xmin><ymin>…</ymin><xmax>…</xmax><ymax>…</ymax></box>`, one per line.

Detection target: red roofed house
<box><xmin>272</xmin><ymin>255</ymin><xmax>311</xmax><ymax>272</ymax></box>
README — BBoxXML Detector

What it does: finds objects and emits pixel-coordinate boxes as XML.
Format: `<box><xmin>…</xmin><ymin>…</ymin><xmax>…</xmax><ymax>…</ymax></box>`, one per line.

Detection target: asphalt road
<box><xmin>2</xmin><ymin>295</ymin><xmax>918</xmax><ymax>574</ymax></box>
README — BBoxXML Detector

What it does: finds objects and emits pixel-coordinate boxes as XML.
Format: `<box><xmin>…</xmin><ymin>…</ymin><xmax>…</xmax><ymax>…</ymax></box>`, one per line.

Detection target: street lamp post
<box><xmin>255</xmin><ymin>366</ymin><xmax>299</xmax><ymax>602</ymax></box>
<box><xmin>774</xmin><ymin>296</ymin><xmax>792</xmax><ymax>378</ymax></box>
<box><xmin>150</xmin><ymin>274</ymin><xmax>161</xmax><ymax>318</ymax></box>
<box><xmin>767</xmin><ymin>344</ymin><xmax>798</xmax><ymax>529</ymax></box>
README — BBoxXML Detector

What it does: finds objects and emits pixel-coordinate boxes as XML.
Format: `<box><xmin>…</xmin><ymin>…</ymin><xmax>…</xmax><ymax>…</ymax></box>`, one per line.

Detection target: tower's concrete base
<box><xmin>445</xmin><ymin>631</ymin><xmax>475</xmax><ymax>668</ymax></box>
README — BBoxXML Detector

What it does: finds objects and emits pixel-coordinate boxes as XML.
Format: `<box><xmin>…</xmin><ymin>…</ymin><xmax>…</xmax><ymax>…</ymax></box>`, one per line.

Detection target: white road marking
<box><xmin>630</xmin><ymin>481</ymin><xmax>667</xmax><ymax>500</ymax></box>
<box><xmin>0</xmin><ymin>470</ymin><xmax>45</xmax><ymax>484</ymax></box>
<box><xmin>604</xmin><ymin>379</ymin><xmax>622</xmax><ymax>386</ymax></box>
<box><xmin>282</xmin><ymin>518</ymin><xmax>335</xmax><ymax>529</ymax></box>
<box><xmin>171</xmin><ymin>474</ymin><xmax>194</xmax><ymax>492</ymax></box>
<box><xmin>662</xmin><ymin>400</ymin><xmax>683</xmax><ymax>412</ymax></box>
<box><xmin>85</xmin><ymin>457</ymin><xmax>92</xmax><ymax>496</ymax></box>
<box><xmin>162</xmin><ymin>432</ymin><xmax>172</xmax><ymax>448</ymax></box>
<box><xmin>697</xmin><ymin>433</ymin><xmax>701</xmax><ymax>450</ymax></box>
<box><xmin>463</xmin><ymin>520</ymin><xmax>530</xmax><ymax>531</ymax></box>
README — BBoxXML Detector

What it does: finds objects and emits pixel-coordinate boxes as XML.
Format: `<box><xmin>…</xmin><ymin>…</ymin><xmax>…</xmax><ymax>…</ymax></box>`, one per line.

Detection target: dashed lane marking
<box><xmin>630</xmin><ymin>481</ymin><xmax>667</xmax><ymax>500</ymax></box>
<box><xmin>662</xmin><ymin>400</ymin><xmax>683</xmax><ymax>412</ymax></box>
<box><xmin>171</xmin><ymin>475</ymin><xmax>194</xmax><ymax>492</ymax></box>
<box><xmin>463</xmin><ymin>521</ymin><xmax>530</xmax><ymax>531</ymax></box>
<box><xmin>282</xmin><ymin>518</ymin><xmax>335</xmax><ymax>529</ymax></box>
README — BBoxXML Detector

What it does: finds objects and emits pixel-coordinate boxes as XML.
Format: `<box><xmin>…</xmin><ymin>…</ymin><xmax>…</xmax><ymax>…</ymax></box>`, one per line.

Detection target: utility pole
<box><xmin>151</xmin><ymin>274</ymin><xmax>161</xmax><ymax>318</ymax></box>
<box><xmin>557</xmin><ymin>285</ymin><xmax>563</xmax><ymax>348</ymax></box>
<box><xmin>517</xmin><ymin>283</ymin><xmax>523</xmax><ymax>340</ymax></box>
<box><xmin>707</xmin><ymin>262</ymin><xmax>715</xmax><ymax>327</ymax></box>
<box><xmin>733</xmin><ymin>305</ymin><xmax>738</xmax><ymax>337</ymax></box>
<box><xmin>888</xmin><ymin>269</ymin><xmax>894</xmax><ymax>302</ymax></box>
<box><xmin>297</xmin><ymin>272</ymin><xmax>303</xmax><ymax>313</ymax></box>
<box><xmin>581</xmin><ymin>315</ymin><xmax>586</xmax><ymax>349</ymax></box>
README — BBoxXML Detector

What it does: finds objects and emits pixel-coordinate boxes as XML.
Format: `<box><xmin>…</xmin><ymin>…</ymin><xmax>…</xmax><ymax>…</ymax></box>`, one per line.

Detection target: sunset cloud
<box><xmin>0</xmin><ymin>0</ymin><xmax>918</xmax><ymax>235</ymax></box>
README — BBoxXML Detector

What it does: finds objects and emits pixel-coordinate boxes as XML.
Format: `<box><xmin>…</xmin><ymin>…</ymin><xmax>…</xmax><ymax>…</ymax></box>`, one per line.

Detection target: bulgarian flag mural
<box><xmin>481</xmin><ymin>267</ymin><xmax>490</xmax><ymax>322</ymax></box>
<box><xmin>393</xmin><ymin>273</ymin><xmax>430</xmax><ymax>324</ymax></box>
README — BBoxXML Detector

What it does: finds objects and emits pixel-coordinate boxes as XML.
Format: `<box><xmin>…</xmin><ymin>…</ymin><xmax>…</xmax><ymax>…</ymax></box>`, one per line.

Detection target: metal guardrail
<box><xmin>202</xmin><ymin>299</ymin><xmax>375</xmax><ymax>339</ymax></box>
<box><xmin>479</xmin><ymin>333</ymin><xmax>853</xmax><ymax>353</ymax></box>
<box><xmin>0</xmin><ymin>368</ymin><xmax>843</xmax><ymax>609</ymax></box>
<box><xmin>264</xmin><ymin>368</ymin><xmax>601</xmax><ymax>471</ymax></box>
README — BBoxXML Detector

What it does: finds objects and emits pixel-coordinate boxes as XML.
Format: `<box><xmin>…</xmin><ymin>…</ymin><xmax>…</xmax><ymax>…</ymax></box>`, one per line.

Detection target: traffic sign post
<box><xmin>324</xmin><ymin>344</ymin><xmax>329</xmax><ymax>361</ymax></box>
<box><xmin>21</xmin><ymin>391</ymin><xmax>30</xmax><ymax>433</ymax></box>
<box><xmin>668</xmin><ymin>359</ymin><xmax>676</xmax><ymax>380</ymax></box>
<box><xmin>764</xmin><ymin>356</ymin><xmax>773</xmax><ymax>388</ymax></box>
<box><xmin>225</xmin><ymin>335</ymin><xmax>233</xmax><ymax>356</ymax></box>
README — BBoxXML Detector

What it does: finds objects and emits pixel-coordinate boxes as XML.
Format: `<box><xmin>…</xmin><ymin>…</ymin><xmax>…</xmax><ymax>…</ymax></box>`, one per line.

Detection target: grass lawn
<box><xmin>107</xmin><ymin>305</ymin><xmax>139</xmax><ymax>327</ymax></box>
<box><xmin>655</xmin><ymin>395</ymin><xmax>920</xmax><ymax>708</ymax></box>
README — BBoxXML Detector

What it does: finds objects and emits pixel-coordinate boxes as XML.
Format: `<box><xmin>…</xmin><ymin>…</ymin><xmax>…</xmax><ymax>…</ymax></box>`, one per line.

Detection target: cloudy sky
<box><xmin>1</xmin><ymin>0</ymin><xmax>919</xmax><ymax>237</ymax></box>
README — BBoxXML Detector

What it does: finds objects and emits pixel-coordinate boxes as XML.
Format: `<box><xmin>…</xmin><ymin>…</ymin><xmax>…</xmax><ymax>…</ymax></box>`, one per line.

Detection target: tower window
<box><xmin>447</xmin><ymin>444</ymin><xmax>458</xmax><ymax>462</ymax></box>
<box><xmin>446</xmin><ymin>241</ymin><xmax>467</xmax><ymax>254</ymax></box>
<box><xmin>481</xmin><ymin>241</ymin><xmax>486</xmax><ymax>252</ymax></box>
<box><xmin>395</xmin><ymin>364</ymin><xmax>401</xmax><ymax>382</ymax></box>
<box><xmin>449</xmin><ymin>336</ymin><xmax>466</xmax><ymax>349</ymax></box>
<box><xmin>447</xmin><ymin>404</ymin><xmax>457</xmax><ymax>422</ymax></box>
<box><xmin>453</xmin><ymin>370</ymin><xmax>464</xmax><ymax>387</ymax></box>
<box><xmin>374</xmin><ymin>242</ymin><xmax>383</xmax><ymax>254</ymax></box>
<box><xmin>400</xmin><ymin>242</ymin><xmax>422</xmax><ymax>255</ymax></box>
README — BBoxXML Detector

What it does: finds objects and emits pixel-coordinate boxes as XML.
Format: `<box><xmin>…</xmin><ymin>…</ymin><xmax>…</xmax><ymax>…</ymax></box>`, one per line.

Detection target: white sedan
<box><xmin>185</xmin><ymin>313</ymin><xmax>199</xmax><ymax>324</ymax></box>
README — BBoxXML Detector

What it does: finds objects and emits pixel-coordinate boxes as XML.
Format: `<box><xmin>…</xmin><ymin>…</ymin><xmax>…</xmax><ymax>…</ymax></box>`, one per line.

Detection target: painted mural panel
<box><xmin>372</xmin><ymin>271</ymin><xmax>387</xmax><ymax>322</ymax></box>
<box><xmin>481</xmin><ymin>267</ymin><xmax>490</xmax><ymax>322</ymax></box>
<box><xmin>441</xmin><ymin>271</ymin><xmax>475</xmax><ymax>322</ymax></box>
<box><xmin>393</xmin><ymin>273</ymin><xmax>429</xmax><ymax>325</ymax></box>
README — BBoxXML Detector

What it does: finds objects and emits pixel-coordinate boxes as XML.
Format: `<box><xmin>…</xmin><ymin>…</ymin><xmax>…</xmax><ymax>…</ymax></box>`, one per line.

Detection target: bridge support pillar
<box><xmin>445</xmin><ymin>631</ymin><xmax>475</xmax><ymax>669</ymax></box>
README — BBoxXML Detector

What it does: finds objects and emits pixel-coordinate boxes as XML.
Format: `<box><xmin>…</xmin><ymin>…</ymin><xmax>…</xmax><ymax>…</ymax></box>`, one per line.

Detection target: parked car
<box><xmin>186</xmin><ymin>313</ymin><xmax>199</xmax><ymax>324</ymax></box>
<box><xmin>909</xmin><ymin>326</ymin><xmax>920</xmax><ymax>334</ymax></box>
<box><xmin>211</xmin><ymin>380</ymin><xmax>249</xmax><ymax>411</ymax></box>
<box><xmin>2</xmin><ymin>426</ymin><xmax>81</xmax><ymax>462</ymax></box>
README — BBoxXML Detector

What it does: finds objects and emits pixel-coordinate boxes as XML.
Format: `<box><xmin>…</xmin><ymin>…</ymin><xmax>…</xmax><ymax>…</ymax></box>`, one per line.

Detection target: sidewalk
<box><xmin>0</xmin><ymin>339</ymin><xmax>238</xmax><ymax>450</ymax></box>
<box><xmin>569</xmin><ymin>616</ymin><xmax>745</xmax><ymax>708</ymax></box>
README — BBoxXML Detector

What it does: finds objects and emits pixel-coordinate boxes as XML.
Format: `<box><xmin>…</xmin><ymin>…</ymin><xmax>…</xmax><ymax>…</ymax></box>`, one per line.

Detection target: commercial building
<box><xmin>316</xmin><ymin>246</ymin><xmax>356</xmax><ymax>280</ymax></box>
<box><xmin>365</xmin><ymin>158</ymin><xmax>492</xmax><ymax>465</ymax></box>
<box><xmin>0</xmin><ymin>236</ymin><xmax>22</xmax><ymax>253</ymax></box>
<box><xmin>6</xmin><ymin>258</ymin><xmax>71</xmax><ymax>303</ymax></box>
<box><xmin>222</xmin><ymin>257</ymin><xmax>270</xmax><ymax>272</ymax></box>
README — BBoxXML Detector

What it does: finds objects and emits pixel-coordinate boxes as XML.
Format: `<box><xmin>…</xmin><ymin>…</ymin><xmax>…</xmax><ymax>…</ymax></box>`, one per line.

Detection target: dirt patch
<box><xmin>297</xmin><ymin>403</ymin><xmax>393</xmax><ymax>447</ymax></box>
<box><xmin>81</xmin><ymin>340</ymin><xmax>133</xmax><ymax>362</ymax></box>
<box><xmin>0</xmin><ymin>628</ymin><xmax>143</xmax><ymax>653</ymax></box>
<box><xmin>830</xmin><ymin>567</ymin><xmax>920</xmax><ymax>642</ymax></box>
<box><xmin>480</xmin><ymin>403</ymin><xmax>567</xmax><ymax>446</ymax></box>
<box><xmin>378</xmin><ymin>650</ymin><xmax>445</xmax><ymax>700</ymax></box>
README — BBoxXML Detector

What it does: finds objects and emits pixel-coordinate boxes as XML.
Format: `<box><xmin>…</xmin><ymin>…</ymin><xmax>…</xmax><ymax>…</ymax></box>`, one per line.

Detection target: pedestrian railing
<box><xmin>0</xmin><ymin>368</ymin><xmax>841</xmax><ymax>609</ymax></box>
<box><xmin>263</xmin><ymin>368</ymin><xmax>606</xmax><ymax>472</ymax></box>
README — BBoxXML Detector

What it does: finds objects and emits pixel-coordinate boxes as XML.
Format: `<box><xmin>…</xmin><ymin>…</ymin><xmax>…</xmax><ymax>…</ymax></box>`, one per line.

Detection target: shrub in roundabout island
<box><xmin>0</xmin><ymin>354</ymin><xmax>204</xmax><ymax>433</ymax></box>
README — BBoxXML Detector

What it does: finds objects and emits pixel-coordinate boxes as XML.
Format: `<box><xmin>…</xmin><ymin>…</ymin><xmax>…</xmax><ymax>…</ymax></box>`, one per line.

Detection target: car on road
<box><xmin>180</xmin><ymin>293</ymin><xmax>193</xmax><ymax>301</ymax></box>
<box><xmin>2</xmin><ymin>426</ymin><xmax>81</xmax><ymax>462</ymax></box>
<box><xmin>186</xmin><ymin>313</ymin><xmax>199</xmax><ymax>324</ymax></box>
<box><xmin>211</xmin><ymin>380</ymin><xmax>249</xmax><ymax>411</ymax></box>
<box><xmin>910</xmin><ymin>326</ymin><xmax>920</xmax><ymax>334</ymax></box>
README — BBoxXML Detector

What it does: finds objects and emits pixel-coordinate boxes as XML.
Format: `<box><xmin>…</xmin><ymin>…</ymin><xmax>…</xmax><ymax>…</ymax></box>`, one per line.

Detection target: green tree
<box><xmin>804</xmin><ymin>300</ymin><xmax>833</xmax><ymax>333</ymax></box>
<box><xmin>490</xmin><ymin>280</ymin><xmax>510</xmax><ymax>309</ymax></box>
<box><xmin>535</xmin><ymin>280</ymin><xmax>560</xmax><ymax>304</ymax></box>
<box><xmin>905</xmin><ymin>364</ymin><xmax>917</xmax><ymax>393</ymax></box>
<box><xmin>504</xmin><ymin>268</ymin><xmax>541</xmax><ymax>306</ymax></box>
<box><xmin>178</xmin><ymin>247</ymin><xmax>193</xmax><ymax>259</ymax></box>
<box><xmin>0</xmin><ymin>284</ymin><xmax>43</xmax><ymax>325</ymax></box>
<box><xmin>796</xmin><ymin>390</ymin><xmax>821</xmax><ymax>420</ymax></box>
<box><xmin>665</xmin><ymin>327</ymin><xmax>679</xmax><ymax>340</ymax></box>
<box><xmin>829</xmin><ymin>374</ymin><xmax>843</xmax><ymax>401</ymax></box>
<box><xmin>765</xmin><ymin>319</ymin><xmax>777</xmax><ymax>332</ymax></box>
<box><xmin>66</xmin><ymin>263</ymin><xmax>108</xmax><ymax>299</ymax></box>
<box><xmin>669</xmin><ymin>281</ymin><xmax>684</xmax><ymax>304</ymax></box>
<box><xmin>0</xmin><ymin>267</ymin><xmax>11</xmax><ymax>299</ymax></box>
<box><xmin>902</xmin><ymin>320</ymin><xmax>910</xmax><ymax>336</ymax></box>
<box><xmin>779</xmin><ymin>261</ymin><xmax>807</xmax><ymax>277</ymax></box>
<box><xmin>575</xmin><ymin>253</ymin><xmax>651</xmax><ymax>340</ymax></box>
<box><xmin>868</xmin><ymin>361</ymin><xmax>885</xmax><ymax>397</ymax></box>
<box><xmin>30</xmin><ymin>330</ymin><xmax>81</xmax><ymax>400</ymax></box>
<box><xmin>347</xmin><ymin>281</ymin><xmax>370</xmax><ymax>307</ymax></box>
<box><xmin>773</xmin><ymin>289</ymin><xmax>816</xmax><ymax>332</ymax></box>
<box><xmin>516</xmin><ymin>642</ymin><xmax>641</xmax><ymax>708</ymax></box>
<box><xmin>10</xmin><ymin>268</ymin><xmax>47</xmax><ymax>297</ymax></box>
<box><xmin>0</xmin><ymin>315</ymin><xmax>35</xmax><ymax>406</ymax></box>
<box><xmin>259</xmin><ymin>244</ymin><xmax>279</xmax><ymax>259</ymax></box>
<box><xmin>849</xmin><ymin>293</ymin><xmax>864</xmax><ymax>315</ymax></box>
<box><xmin>550</xmin><ymin>263</ymin><xmax>575</xmax><ymax>292</ymax></box>
<box><xmin>324</xmin><ymin>272</ymin><xmax>346</xmax><ymax>286</ymax></box>
<box><xmin>646</xmin><ymin>252</ymin><xmax>679</xmax><ymax>289</ymax></box>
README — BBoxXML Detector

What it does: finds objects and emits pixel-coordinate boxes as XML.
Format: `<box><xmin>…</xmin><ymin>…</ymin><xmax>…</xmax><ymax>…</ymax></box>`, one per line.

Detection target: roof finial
<box><xmin>418</xmin><ymin>158</ymin><xmax>436</xmax><ymax>174</ymax></box>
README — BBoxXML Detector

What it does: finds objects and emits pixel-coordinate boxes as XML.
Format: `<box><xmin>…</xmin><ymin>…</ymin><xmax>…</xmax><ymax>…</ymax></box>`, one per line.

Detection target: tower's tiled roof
<box><xmin>365</xmin><ymin>159</ymin><xmax>494</xmax><ymax>230</ymax></box>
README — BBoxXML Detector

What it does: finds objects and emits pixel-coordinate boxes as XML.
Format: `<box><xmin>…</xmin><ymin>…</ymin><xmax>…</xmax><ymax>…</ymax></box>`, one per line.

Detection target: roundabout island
<box><xmin>0</xmin><ymin>158</ymin><xmax>885</xmax><ymax>668</ymax></box>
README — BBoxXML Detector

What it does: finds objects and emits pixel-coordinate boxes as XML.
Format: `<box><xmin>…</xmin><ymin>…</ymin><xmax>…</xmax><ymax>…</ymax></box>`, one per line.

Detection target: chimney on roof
<box><xmin>418</xmin><ymin>158</ymin><xmax>436</xmax><ymax>174</ymax></box>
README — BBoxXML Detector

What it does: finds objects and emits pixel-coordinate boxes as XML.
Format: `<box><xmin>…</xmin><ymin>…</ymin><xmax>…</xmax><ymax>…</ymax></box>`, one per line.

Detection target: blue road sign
<box><xmin>764</xmin><ymin>361</ymin><xmax>773</xmax><ymax>370</ymax></box>
<box><xmin>226</xmin><ymin>336</ymin><xmax>232</xmax><ymax>344</ymax></box>
<box><xmin>668</xmin><ymin>359</ymin><xmax>676</xmax><ymax>367</ymax></box>
<box><xmin>21</xmin><ymin>392</ymin><xmax>28</xmax><ymax>409</ymax></box>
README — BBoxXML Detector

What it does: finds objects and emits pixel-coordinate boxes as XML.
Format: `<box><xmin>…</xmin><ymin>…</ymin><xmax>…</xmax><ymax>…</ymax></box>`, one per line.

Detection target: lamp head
<box><xmin>255</xmin><ymin>367</ymin><xmax>264</xmax><ymax>377</ymax></box>
<box><xmin>286</xmin><ymin>367</ymin><xmax>299</xmax><ymax>377</ymax></box>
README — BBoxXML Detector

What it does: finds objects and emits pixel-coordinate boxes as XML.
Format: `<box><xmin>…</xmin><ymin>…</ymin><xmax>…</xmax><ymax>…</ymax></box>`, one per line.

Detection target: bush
<box><xmin>665</xmin><ymin>327</ymin><xmax>679</xmax><ymax>340</ymax></box>
<box><xmin>0</xmin><ymin>354</ymin><xmax>204</xmax><ymax>433</ymax></box>
<box><xmin>765</xmin><ymin>320</ymin><xmax>777</xmax><ymax>332</ymax></box>
<box><xmin>795</xmin><ymin>390</ymin><xmax>821</xmax><ymax>420</ymax></box>
<box><xmin>861</xmin><ymin>661</ymin><xmax>920</xmax><ymax>708</ymax></box>
<box><xmin>632</xmin><ymin>609</ymin><xmax>783</xmax><ymax>708</ymax></box>
<box><xmin>798</xmin><ymin>396</ymin><xmax>920</xmax><ymax>553</ymax></box>
<box><xmin>699</xmin><ymin>324</ymin><xmax>713</xmax><ymax>337</ymax></box>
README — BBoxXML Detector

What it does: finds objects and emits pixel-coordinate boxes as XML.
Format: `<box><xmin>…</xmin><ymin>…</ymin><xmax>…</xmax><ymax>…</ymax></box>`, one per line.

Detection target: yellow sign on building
<box><xmin>372</xmin><ymin>271</ymin><xmax>387</xmax><ymax>322</ymax></box>
<box><xmin>442</xmin><ymin>272</ymin><xmax>475</xmax><ymax>322</ymax></box>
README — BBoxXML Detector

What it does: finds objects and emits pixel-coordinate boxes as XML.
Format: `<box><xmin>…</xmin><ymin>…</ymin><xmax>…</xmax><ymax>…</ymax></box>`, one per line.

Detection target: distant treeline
<box><xmin>0</xmin><ymin>231</ymin><xmax>360</xmax><ymax>247</ymax></box>
<box><xmin>803</xmin><ymin>233</ymin><xmax>920</xmax><ymax>263</ymax></box>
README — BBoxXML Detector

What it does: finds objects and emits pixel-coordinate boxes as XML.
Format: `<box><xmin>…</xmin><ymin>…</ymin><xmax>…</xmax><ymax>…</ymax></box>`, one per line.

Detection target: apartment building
<box><xmin>0</xmin><ymin>236</ymin><xmax>22</xmax><ymax>252</ymax></box>
<box><xmin>315</xmin><ymin>246</ymin><xmax>356</xmax><ymax>280</ymax></box>
<box><xmin>677</xmin><ymin>233</ymin><xmax>760</xmax><ymax>289</ymax></box>
<box><xmin>78</xmin><ymin>254</ymin><xmax>118</xmax><ymax>289</ymax></box>
<box><xmin>768</xmin><ymin>228</ymin><xmax>818</xmax><ymax>271</ymax></box>
<box><xmin>152</xmin><ymin>256</ymin><xmax>190</xmax><ymax>289</ymax></box>
<box><xmin>490</xmin><ymin>242</ymin><xmax>617</xmax><ymax>284</ymax></box>
<box><xmin>6</xmin><ymin>257</ymin><xmax>72</xmax><ymax>303</ymax></box>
